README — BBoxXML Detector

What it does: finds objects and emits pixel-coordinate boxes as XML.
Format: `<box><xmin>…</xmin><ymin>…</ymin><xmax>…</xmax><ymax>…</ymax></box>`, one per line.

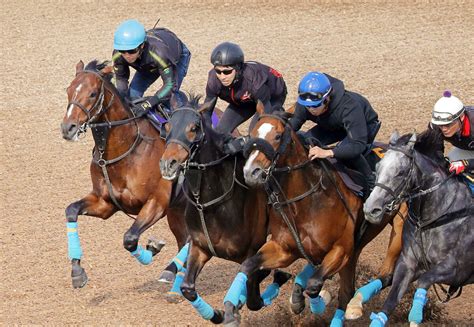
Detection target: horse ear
<box><xmin>286</xmin><ymin>102</ymin><xmax>297</xmax><ymax>114</ymax></box>
<box><xmin>75</xmin><ymin>60</ymin><xmax>84</xmax><ymax>75</ymax></box>
<box><xmin>169</xmin><ymin>93</ymin><xmax>180</xmax><ymax>110</ymax></box>
<box><xmin>408</xmin><ymin>132</ymin><xmax>417</xmax><ymax>149</ymax></box>
<box><xmin>198</xmin><ymin>97</ymin><xmax>217</xmax><ymax>114</ymax></box>
<box><xmin>256</xmin><ymin>100</ymin><xmax>265</xmax><ymax>115</ymax></box>
<box><xmin>389</xmin><ymin>130</ymin><xmax>400</xmax><ymax>145</ymax></box>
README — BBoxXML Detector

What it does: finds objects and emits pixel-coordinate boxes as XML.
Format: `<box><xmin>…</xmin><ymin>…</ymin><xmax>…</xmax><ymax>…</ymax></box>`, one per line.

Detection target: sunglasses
<box><xmin>119</xmin><ymin>47</ymin><xmax>140</xmax><ymax>55</ymax></box>
<box><xmin>299</xmin><ymin>90</ymin><xmax>330</xmax><ymax>102</ymax></box>
<box><xmin>214</xmin><ymin>68</ymin><xmax>234</xmax><ymax>75</ymax></box>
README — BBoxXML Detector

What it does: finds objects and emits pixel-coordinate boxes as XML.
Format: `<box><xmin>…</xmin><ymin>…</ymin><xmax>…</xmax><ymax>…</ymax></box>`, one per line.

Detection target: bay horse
<box><xmin>61</xmin><ymin>60</ymin><xmax>189</xmax><ymax>291</ymax></box>
<box><xmin>364</xmin><ymin>129</ymin><xmax>473</xmax><ymax>327</ymax></box>
<box><xmin>223</xmin><ymin>102</ymin><xmax>407</xmax><ymax>326</ymax></box>
<box><xmin>159</xmin><ymin>97</ymin><xmax>292</xmax><ymax>324</ymax></box>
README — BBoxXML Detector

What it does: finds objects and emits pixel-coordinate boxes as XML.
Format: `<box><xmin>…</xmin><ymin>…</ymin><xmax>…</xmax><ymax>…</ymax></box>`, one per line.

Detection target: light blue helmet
<box><xmin>297</xmin><ymin>72</ymin><xmax>332</xmax><ymax>107</ymax></box>
<box><xmin>113</xmin><ymin>19</ymin><xmax>146</xmax><ymax>50</ymax></box>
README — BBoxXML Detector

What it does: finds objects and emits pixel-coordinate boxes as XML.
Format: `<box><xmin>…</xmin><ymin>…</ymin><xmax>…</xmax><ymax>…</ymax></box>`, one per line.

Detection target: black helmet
<box><xmin>210</xmin><ymin>42</ymin><xmax>244</xmax><ymax>67</ymax></box>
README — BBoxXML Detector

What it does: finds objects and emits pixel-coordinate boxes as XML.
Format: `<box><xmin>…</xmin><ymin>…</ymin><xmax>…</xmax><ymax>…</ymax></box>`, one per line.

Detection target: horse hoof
<box><xmin>223</xmin><ymin>318</ymin><xmax>240</xmax><ymax>327</ymax></box>
<box><xmin>210</xmin><ymin>309</ymin><xmax>225</xmax><ymax>324</ymax></box>
<box><xmin>165</xmin><ymin>291</ymin><xmax>183</xmax><ymax>304</ymax></box>
<box><xmin>71</xmin><ymin>266</ymin><xmax>88</xmax><ymax>289</ymax></box>
<box><xmin>158</xmin><ymin>270</ymin><xmax>176</xmax><ymax>284</ymax></box>
<box><xmin>319</xmin><ymin>289</ymin><xmax>332</xmax><ymax>306</ymax></box>
<box><xmin>146</xmin><ymin>237</ymin><xmax>166</xmax><ymax>256</ymax></box>
<box><xmin>289</xmin><ymin>293</ymin><xmax>305</xmax><ymax>314</ymax></box>
<box><xmin>410</xmin><ymin>323</ymin><xmax>419</xmax><ymax>327</ymax></box>
<box><xmin>345</xmin><ymin>293</ymin><xmax>363</xmax><ymax>320</ymax></box>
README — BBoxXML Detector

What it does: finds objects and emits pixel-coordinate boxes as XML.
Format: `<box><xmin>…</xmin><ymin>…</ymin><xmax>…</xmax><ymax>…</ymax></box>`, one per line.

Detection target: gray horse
<box><xmin>364</xmin><ymin>129</ymin><xmax>473</xmax><ymax>326</ymax></box>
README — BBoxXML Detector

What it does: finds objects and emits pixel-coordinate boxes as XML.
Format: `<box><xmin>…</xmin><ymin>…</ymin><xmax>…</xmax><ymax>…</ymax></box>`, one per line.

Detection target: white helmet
<box><xmin>431</xmin><ymin>91</ymin><xmax>465</xmax><ymax>125</ymax></box>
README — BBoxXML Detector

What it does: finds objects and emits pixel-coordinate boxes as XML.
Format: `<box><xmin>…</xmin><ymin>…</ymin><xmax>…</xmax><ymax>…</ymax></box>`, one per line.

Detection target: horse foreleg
<box><xmin>180</xmin><ymin>243</ymin><xmax>224</xmax><ymax>324</ymax></box>
<box><xmin>290</xmin><ymin>263</ymin><xmax>317</xmax><ymax>314</ymax></box>
<box><xmin>370</xmin><ymin>255</ymin><xmax>416</xmax><ymax>327</ymax></box>
<box><xmin>223</xmin><ymin>241</ymin><xmax>295</xmax><ymax>326</ymax></box>
<box><xmin>65</xmin><ymin>193</ymin><xmax>116</xmax><ymax>288</ymax></box>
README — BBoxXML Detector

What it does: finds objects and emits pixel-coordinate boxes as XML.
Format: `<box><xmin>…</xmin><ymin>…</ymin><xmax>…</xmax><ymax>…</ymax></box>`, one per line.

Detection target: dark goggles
<box><xmin>119</xmin><ymin>47</ymin><xmax>140</xmax><ymax>54</ymax></box>
<box><xmin>298</xmin><ymin>90</ymin><xmax>330</xmax><ymax>102</ymax></box>
<box><xmin>214</xmin><ymin>68</ymin><xmax>234</xmax><ymax>75</ymax></box>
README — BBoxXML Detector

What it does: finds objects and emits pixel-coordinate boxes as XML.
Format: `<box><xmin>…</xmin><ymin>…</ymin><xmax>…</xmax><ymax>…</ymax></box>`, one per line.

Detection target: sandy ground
<box><xmin>1</xmin><ymin>0</ymin><xmax>473</xmax><ymax>326</ymax></box>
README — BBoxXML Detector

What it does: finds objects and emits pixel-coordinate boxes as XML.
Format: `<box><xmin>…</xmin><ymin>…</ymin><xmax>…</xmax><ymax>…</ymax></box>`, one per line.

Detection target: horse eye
<box><xmin>275</xmin><ymin>134</ymin><xmax>282</xmax><ymax>141</ymax></box>
<box><xmin>190</xmin><ymin>125</ymin><xmax>199</xmax><ymax>133</ymax></box>
<box><xmin>90</xmin><ymin>92</ymin><xmax>97</xmax><ymax>98</ymax></box>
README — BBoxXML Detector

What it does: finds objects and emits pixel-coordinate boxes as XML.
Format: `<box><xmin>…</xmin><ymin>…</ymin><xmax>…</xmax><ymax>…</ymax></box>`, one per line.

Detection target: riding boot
<box><xmin>345</xmin><ymin>154</ymin><xmax>374</xmax><ymax>200</ymax></box>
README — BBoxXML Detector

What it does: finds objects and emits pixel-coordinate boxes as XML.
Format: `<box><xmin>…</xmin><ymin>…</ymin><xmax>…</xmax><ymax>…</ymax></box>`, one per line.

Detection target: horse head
<box><xmin>61</xmin><ymin>60</ymin><xmax>116</xmax><ymax>141</ymax></box>
<box><xmin>243</xmin><ymin>102</ymin><xmax>294</xmax><ymax>186</ymax></box>
<box><xmin>364</xmin><ymin>128</ymin><xmax>446</xmax><ymax>224</ymax></box>
<box><xmin>159</xmin><ymin>96</ymin><xmax>217</xmax><ymax>181</ymax></box>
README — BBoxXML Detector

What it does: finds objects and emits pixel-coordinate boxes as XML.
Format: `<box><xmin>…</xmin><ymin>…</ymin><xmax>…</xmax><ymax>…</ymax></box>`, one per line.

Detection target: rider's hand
<box><xmin>308</xmin><ymin>146</ymin><xmax>334</xmax><ymax>160</ymax></box>
<box><xmin>449</xmin><ymin>160</ymin><xmax>467</xmax><ymax>175</ymax></box>
<box><xmin>132</xmin><ymin>96</ymin><xmax>159</xmax><ymax>116</ymax></box>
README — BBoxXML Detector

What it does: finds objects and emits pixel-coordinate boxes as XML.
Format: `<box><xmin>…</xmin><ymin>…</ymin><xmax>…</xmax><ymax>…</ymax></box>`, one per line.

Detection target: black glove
<box><xmin>224</xmin><ymin>136</ymin><xmax>248</xmax><ymax>155</ymax></box>
<box><xmin>132</xmin><ymin>96</ymin><xmax>160</xmax><ymax>116</ymax></box>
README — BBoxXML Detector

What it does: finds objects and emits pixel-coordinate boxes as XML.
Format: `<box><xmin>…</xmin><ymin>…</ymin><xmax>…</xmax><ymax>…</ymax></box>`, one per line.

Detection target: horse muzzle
<box><xmin>61</xmin><ymin>122</ymin><xmax>80</xmax><ymax>141</ymax></box>
<box><xmin>244</xmin><ymin>166</ymin><xmax>267</xmax><ymax>187</ymax></box>
<box><xmin>363</xmin><ymin>200</ymin><xmax>385</xmax><ymax>224</ymax></box>
<box><xmin>159</xmin><ymin>158</ymin><xmax>182</xmax><ymax>181</ymax></box>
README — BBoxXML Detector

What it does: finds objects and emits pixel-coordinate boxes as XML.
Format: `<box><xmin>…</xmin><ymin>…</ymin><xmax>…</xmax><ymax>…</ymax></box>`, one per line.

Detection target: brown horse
<box><xmin>223</xmin><ymin>102</ymin><xmax>406</xmax><ymax>326</ymax></box>
<box><xmin>60</xmin><ymin>60</ymin><xmax>188</xmax><ymax>290</ymax></box>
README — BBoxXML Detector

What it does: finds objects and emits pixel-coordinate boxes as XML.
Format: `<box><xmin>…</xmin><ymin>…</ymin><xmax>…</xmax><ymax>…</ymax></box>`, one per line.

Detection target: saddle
<box><xmin>460</xmin><ymin>171</ymin><xmax>474</xmax><ymax>197</ymax></box>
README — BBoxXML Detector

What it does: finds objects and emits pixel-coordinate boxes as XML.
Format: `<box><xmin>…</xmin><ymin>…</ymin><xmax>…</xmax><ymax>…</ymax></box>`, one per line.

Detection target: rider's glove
<box><xmin>132</xmin><ymin>96</ymin><xmax>160</xmax><ymax>116</ymax></box>
<box><xmin>449</xmin><ymin>160</ymin><xmax>467</xmax><ymax>175</ymax></box>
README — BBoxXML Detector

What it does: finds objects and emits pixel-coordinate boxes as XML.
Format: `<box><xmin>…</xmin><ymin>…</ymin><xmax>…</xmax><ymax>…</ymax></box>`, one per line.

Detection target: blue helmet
<box><xmin>297</xmin><ymin>72</ymin><xmax>332</xmax><ymax>107</ymax></box>
<box><xmin>113</xmin><ymin>19</ymin><xmax>146</xmax><ymax>50</ymax></box>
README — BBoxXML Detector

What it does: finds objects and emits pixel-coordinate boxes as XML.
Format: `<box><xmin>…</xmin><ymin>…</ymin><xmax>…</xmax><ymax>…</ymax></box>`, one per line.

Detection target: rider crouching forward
<box><xmin>112</xmin><ymin>19</ymin><xmax>191</xmax><ymax>115</ymax></box>
<box><xmin>203</xmin><ymin>42</ymin><xmax>287</xmax><ymax>153</ymax></box>
<box><xmin>289</xmin><ymin>72</ymin><xmax>380</xmax><ymax>200</ymax></box>
<box><xmin>430</xmin><ymin>91</ymin><xmax>474</xmax><ymax>177</ymax></box>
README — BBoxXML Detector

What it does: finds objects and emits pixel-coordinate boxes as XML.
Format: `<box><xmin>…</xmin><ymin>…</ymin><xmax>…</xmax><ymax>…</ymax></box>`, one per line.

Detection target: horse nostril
<box><xmin>370</xmin><ymin>207</ymin><xmax>383</xmax><ymax>217</ymax></box>
<box><xmin>169</xmin><ymin>159</ymin><xmax>178</xmax><ymax>169</ymax></box>
<box><xmin>68</xmin><ymin>123</ymin><xmax>77</xmax><ymax>133</ymax></box>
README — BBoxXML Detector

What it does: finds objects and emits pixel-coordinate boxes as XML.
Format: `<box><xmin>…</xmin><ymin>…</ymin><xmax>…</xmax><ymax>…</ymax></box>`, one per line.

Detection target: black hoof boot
<box><xmin>210</xmin><ymin>309</ymin><xmax>225</xmax><ymax>324</ymax></box>
<box><xmin>273</xmin><ymin>270</ymin><xmax>292</xmax><ymax>286</ymax></box>
<box><xmin>146</xmin><ymin>237</ymin><xmax>166</xmax><ymax>256</ymax></box>
<box><xmin>71</xmin><ymin>262</ymin><xmax>88</xmax><ymax>289</ymax></box>
<box><xmin>289</xmin><ymin>283</ymin><xmax>305</xmax><ymax>314</ymax></box>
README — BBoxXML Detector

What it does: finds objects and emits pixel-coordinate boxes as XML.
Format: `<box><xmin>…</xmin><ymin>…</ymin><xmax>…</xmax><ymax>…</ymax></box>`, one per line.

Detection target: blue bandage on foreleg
<box><xmin>239</xmin><ymin>280</ymin><xmax>247</xmax><ymax>306</ymax></box>
<box><xmin>261</xmin><ymin>283</ymin><xmax>280</xmax><ymax>306</ymax></box>
<box><xmin>330</xmin><ymin>309</ymin><xmax>345</xmax><ymax>327</ymax></box>
<box><xmin>172</xmin><ymin>243</ymin><xmax>190</xmax><ymax>271</ymax></box>
<box><xmin>309</xmin><ymin>295</ymin><xmax>326</xmax><ymax>315</ymax></box>
<box><xmin>408</xmin><ymin>288</ymin><xmax>427</xmax><ymax>324</ymax></box>
<box><xmin>370</xmin><ymin>312</ymin><xmax>388</xmax><ymax>327</ymax></box>
<box><xmin>355</xmin><ymin>279</ymin><xmax>383</xmax><ymax>303</ymax></box>
<box><xmin>169</xmin><ymin>269</ymin><xmax>185</xmax><ymax>296</ymax></box>
<box><xmin>67</xmin><ymin>222</ymin><xmax>83</xmax><ymax>260</ymax></box>
<box><xmin>295</xmin><ymin>264</ymin><xmax>316</xmax><ymax>288</ymax></box>
<box><xmin>224</xmin><ymin>272</ymin><xmax>248</xmax><ymax>307</ymax></box>
<box><xmin>190</xmin><ymin>295</ymin><xmax>215</xmax><ymax>320</ymax></box>
<box><xmin>130</xmin><ymin>245</ymin><xmax>153</xmax><ymax>265</ymax></box>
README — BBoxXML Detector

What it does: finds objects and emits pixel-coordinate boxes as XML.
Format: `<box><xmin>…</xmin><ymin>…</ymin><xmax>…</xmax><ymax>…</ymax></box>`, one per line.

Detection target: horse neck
<box><xmin>98</xmin><ymin>89</ymin><xmax>138</xmax><ymax>160</ymax></box>
<box><xmin>412</xmin><ymin>152</ymin><xmax>468</xmax><ymax>220</ymax></box>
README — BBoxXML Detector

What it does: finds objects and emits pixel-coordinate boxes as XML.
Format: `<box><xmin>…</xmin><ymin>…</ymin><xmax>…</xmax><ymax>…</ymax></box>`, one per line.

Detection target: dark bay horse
<box><xmin>159</xmin><ymin>97</ymin><xmax>291</xmax><ymax>324</ymax></box>
<box><xmin>223</xmin><ymin>103</ymin><xmax>407</xmax><ymax>326</ymax></box>
<box><xmin>365</xmin><ymin>130</ymin><xmax>473</xmax><ymax>327</ymax></box>
<box><xmin>61</xmin><ymin>60</ymin><xmax>188</xmax><ymax>290</ymax></box>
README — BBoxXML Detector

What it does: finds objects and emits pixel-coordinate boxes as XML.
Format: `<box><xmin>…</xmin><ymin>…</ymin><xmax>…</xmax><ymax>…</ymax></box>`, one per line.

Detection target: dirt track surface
<box><xmin>1</xmin><ymin>0</ymin><xmax>473</xmax><ymax>325</ymax></box>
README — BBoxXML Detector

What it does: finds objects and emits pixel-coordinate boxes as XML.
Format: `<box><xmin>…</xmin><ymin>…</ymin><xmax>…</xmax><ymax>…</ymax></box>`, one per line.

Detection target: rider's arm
<box><xmin>288</xmin><ymin>104</ymin><xmax>307</xmax><ymax>131</ymax></box>
<box><xmin>332</xmin><ymin>104</ymin><xmax>368</xmax><ymax>159</ymax></box>
<box><xmin>112</xmin><ymin>51</ymin><xmax>130</xmax><ymax>98</ymax></box>
<box><xmin>147</xmin><ymin>49</ymin><xmax>176</xmax><ymax>103</ymax></box>
<box><xmin>253</xmin><ymin>85</ymin><xmax>273</xmax><ymax>114</ymax></box>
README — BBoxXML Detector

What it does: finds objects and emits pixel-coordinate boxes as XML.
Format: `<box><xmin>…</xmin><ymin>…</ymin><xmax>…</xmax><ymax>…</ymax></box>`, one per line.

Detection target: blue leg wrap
<box><xmin>224</xmin><ymin>272</ymin><xmax>248</xmax><ymax>307</ymax></box>
<box><xmin>309</xmin><ymin>295</ymin><xmax>326</xmax><ymax>315</ymax></box>
<box><xmin>67</xmin><ymin>222</ymin><xmax>83</xmax><ymax>260</ymax></box>
<box><xmin>168</xmin><ymin>269</ymin><xmax>185</xmax><ymax>296</ymax></box>
<box><xmin>408</xmin><ymin>288</ymin><xmax>427</xmax><ymax>324</ymax></box>
<box><xmin>370</xmin><ymin>312</ymin><xmax>388</xmax><ymax>327</ymax></box>
<box><xmin>356</xmin><ymin>279</ymin><xmax>383</xmax><ymax>303</ymax></box>
<box><xmin>190</xmin><ymin>295</ymin><xmax>215</xmax><ymax>320</ymax></box>
<box><xmin>130</xmin><ymin>245</ymin><xmax>153</xmax><ymax>265</ymax></box>
<box><xmin>294</xmin><ymin>264</ymin><xmax>316</xmax><ymax>288</ymax></box>
<box><xmin>261</xmin><ymin>283</ymin><xmax>280</xmax><ymax>306</ymax></box>
<box><xmin>172</xmin><ymin>243</ymin><xmax>190</xmax><ymax>271</ymax></box>
<box><xmin>330</xmin><ymin>309</ymin><xmax>345</xmax><ymax>327</ymax></box>
<box><xmin>239</xmin><ymin>281</ymin><xmax>247</xmax><ymax>306</ymax></box>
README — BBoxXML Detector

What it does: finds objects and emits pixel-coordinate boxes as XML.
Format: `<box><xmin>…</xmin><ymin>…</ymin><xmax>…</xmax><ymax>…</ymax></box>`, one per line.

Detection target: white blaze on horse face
<box><xmin>257</xmin><ymin>123</ymin><xmax>274</xmax><ymax>139</ymax></box>
<box><xmin>66</xmin><ymin>84</ymin><xmax>82</xmax><ymax>118</ymax></box>
<box><xmin>244</xmin><ymin>150</ymin><xmax>260</xmax><ymax>175</ymax></box>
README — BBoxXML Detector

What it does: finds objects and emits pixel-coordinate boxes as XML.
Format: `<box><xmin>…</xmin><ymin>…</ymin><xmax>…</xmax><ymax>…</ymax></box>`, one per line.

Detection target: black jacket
<box><xmin>112</xmin><ymin>28</ymin><xmax>185</xmax><ymax>101</ymax></box>
<box><xmin>204</xmin><ymin>61</ymin><xmax>287</xmax><ymax>113</ymax></box>
<box><xmin>289</xmin><ymin>74</ymin><xmax>379</xmax><ymax>159</ymax></box>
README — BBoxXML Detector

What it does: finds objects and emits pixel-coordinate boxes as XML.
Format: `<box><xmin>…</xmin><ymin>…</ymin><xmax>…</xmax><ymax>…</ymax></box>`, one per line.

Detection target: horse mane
<box><xmin>396</xmin><ymin>128</ymin><xmax>446</xmax><ymax>166</ymax></box>
<box><xmin>84</xmin><ymin>60</ymin><xmax>113</xmax><ymax>82</ymax></box>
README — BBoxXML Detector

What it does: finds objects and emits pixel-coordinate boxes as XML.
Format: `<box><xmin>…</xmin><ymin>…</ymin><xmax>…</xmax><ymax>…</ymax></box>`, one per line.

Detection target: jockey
<box><xmin>203</xmin><ymin>42</ymin><xmax>287</xmax><ymax>152</ymax></box>
<box><xmin>430</xmin><ymin>91</ymin><xmax>474</xmax><ymax>175</ymax></box>
<box><xmin>112</xmin><ymin>19</ymin><xmax>191</xmax><ymax>115</ymax></box>
<box><xmin>289</xmin><ymin>72</ymin><xmax>380</xmax><ymax>199</ymax></box>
